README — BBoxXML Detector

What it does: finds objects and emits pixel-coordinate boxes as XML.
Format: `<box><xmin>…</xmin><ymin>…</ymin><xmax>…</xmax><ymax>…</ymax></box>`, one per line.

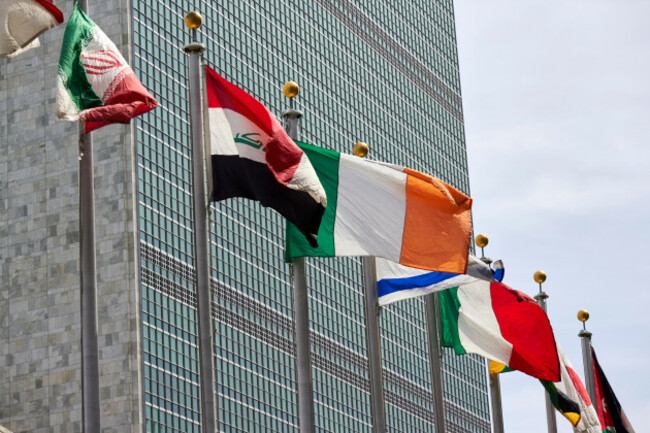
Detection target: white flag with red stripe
<box><xmin>0</xmin><ymin>0</ymin><xmax>63</xmax><ymax>58</ymax></box>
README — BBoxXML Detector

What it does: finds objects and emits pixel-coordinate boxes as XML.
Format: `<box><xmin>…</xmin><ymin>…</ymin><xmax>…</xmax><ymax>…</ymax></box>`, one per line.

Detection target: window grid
<box><xmin>132</xmin><ymin>1</ymin><xmax>489</xmax><ymax>432</ymax></box>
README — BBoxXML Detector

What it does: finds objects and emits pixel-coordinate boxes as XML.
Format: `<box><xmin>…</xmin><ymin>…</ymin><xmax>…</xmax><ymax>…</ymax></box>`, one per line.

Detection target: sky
<box><xmin>454</xmin><ymin>1</ymin><xmax>650</xmax><ymax>432</ymax></box>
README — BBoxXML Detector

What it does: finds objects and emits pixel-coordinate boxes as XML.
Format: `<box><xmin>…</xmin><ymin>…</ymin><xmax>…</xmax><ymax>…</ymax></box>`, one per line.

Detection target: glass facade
<box><xmin>132</xmin><ymin>1</ymin><xmax>490</xmax><ymax>432</ymax></box>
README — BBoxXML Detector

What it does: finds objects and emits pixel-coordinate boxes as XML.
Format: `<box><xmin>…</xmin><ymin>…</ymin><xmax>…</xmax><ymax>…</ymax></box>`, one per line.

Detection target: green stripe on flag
<box><xmin>439</xmin><ymin>287</ymin><xmax>467</xmax><ymax>355</ymax></box>
<box><xmin>285</xmin><ymin>141</ymin><xmax>339</xmax><ymax>260</ymax></box>
<box><xmin>58</xmin><ymin>3</ymin><xmax>103</xmax><ymax>112</ymax></box>
<box><xmin>542</xmin><ymin>380</ymin><xmax>561</xmax><ymax>409</ymax></box>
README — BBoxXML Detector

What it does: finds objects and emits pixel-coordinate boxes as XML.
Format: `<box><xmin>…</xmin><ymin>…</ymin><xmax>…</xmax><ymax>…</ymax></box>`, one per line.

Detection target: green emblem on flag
<box><xmin>234</xmin><ymin>132</ymin><xmax>265</xmax><ymax>151</ymax></box>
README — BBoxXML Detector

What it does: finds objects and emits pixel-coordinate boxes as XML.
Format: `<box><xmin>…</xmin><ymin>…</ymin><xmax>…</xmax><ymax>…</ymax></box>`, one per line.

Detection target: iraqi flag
<box><xmin>592</xmin><ymin>347</ymin><xmax>636</xmax><ymax>433</ymax></box>
<box><xmin>541</xmin><ymin>345</ymin><xmax>601</xmax><ymax>433</ymax></box>
<box><xmin>204</xmin><ymin>66</ymin><xmax>327</xmax><ymax>247</ymax></box>
<box><xmin>56</xmin><ymin>3</ymin><xmax>157</xmax><ymax>132</ymax></box>
<box><xmin>285</xmin><ymin>141</ymin><xmax>472</xmax><ymax>273</ymax></box>
<box><xmin>0</xmin><ymin>0</ymin><xmax>63</xmax><ymax>57</ymax></box>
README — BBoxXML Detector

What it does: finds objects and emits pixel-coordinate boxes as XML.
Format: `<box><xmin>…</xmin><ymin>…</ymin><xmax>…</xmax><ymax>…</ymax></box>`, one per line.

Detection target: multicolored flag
<box><xmin>376</xmin><ymin>256</ymin><xmax>503</xmax><ymax>305</ymax></box>
<box><xmin>592</xmin><ymin>347</ymin><xmax>636</xmax><ymax>433</ymax></box>
<box><xmin>438</xmin><ymin>276</ymin><xmax>560</xmax><ymax>382</ymax></box>
<box><xmin>375</xmin><ymin>255</ymin><xmax>559</xmax><ymax>381</ymax></box>
<box><xmin>285</xmin><ymin>141</ymin><xmax>472</xmax><ymax>273</ymax></box>
<box><xmin>204</xmin><ymin>66</ymin><xmax>327</xmax><ymax>246</ymax></box>
<box><xmin>541</xmin><ymin>345</ymin><xmax>601</xmax><ymax>433</ymax></box>
<box><xmin>0</xmin><ymin>0</ymin><xmax>63</xmax><ymax>57</ymax></box>
<box><xmin>56</xmin><ymin>3</ymin><xmax>157</xmax><ymax>132</ymax></box>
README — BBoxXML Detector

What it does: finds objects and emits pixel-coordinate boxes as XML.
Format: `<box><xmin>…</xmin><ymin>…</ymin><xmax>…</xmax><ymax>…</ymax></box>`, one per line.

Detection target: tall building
<box><xmin>1</xmin><ymin>1</ymin><xmax>490</xmax><ymax>432</ymax></box>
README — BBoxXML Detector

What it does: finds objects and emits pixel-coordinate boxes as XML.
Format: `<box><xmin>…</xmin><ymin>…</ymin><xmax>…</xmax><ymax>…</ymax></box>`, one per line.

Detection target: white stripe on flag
<box><xmin>209</xmin><ymin>108</ymin><xmax>267</xmax><ymax>163</ymax></box>
<box><xmin>334</xmin><ymin>154</ymin><xmax>406</xmax><ymax>261</ymax></box>
<box><xmin>457</xmin><ymin>281</ymin><xmax>513</xmax><ymax>365</ymax></box>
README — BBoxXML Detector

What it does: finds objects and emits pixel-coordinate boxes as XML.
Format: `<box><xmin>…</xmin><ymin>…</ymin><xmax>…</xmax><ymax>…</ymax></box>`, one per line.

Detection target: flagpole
<box><xmin>533</xmin><ymin>271</ymin><xmax>558</xmax><ymax>433</ymax></box>
<box><xmin>363</xmin><ymin>256</ymin><xmax>387</xmax><ymax>433</ymax></box>
<box><xmin>282</xmin><ymin>82</ymin><xmax>316</xmax><ymax>433</ymax></box>
<box><xmin>79</xmin><ymin>123</ymin><xmax>100</xmax><ymax>433</ymax></box>
<box><xmin>183</xmin><ymin>12</ymin><xmax>218</xmax><ymax>433</ymax></box>
<box><xmin>577</xmin><ymin>310</ymin><xmax>597</xmax><ymax>407</ymax></box>
<box><xmin>425</xmin><ymin>293</ymin><xmax>447</xmax><ymax>433</ymax></box>
<box><xmin>352</xmin><ymin>142</ymin><xmax>387</xmax><ymax>433</ymax></box>
<box><xmin>75</xmin><ymin>0</ymin><xmax>101</xmax><ymax>431</ymax></box>
<box><xmin>475</xmin><ymin>234</ymin><xmax>504</xmax><ymax>433</ymax></box>
<box><xmin>489</xmin><ymin>373</ymin><xmax>505</xmax><ymax>433</ymax></box>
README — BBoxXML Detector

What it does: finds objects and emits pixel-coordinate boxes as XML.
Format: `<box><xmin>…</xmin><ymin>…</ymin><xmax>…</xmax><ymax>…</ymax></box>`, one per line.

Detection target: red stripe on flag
<box><xmin>490</xmin><ymin>282</ymin><xmax>560</xmax><ymax>381</ymax></box>
<box><xmin>205</xmin><ymin>66</ymin><xmax>273</xmax><ymax>135</ymax></box>
<box><xmin>82</xmin><ymin>69</ymin><xmax>158</xmax><ymax>132</ymax></box>
<box><xmin>567</xmin><ymin>365</ymin><xmax>592</xmax><ymax>406</ymax></box>
<box><xmin>34</xmin><ymin>0</ymin><xmax>64</xmax><ymax>23</ymax></box>
<box><xmin>205</xmin><ymin>65</ymin><xmax>303</xmax><ymax>186</ymax></box>
<box><xmin>264</xmin><ymin>119</ymin><xmax>302</xmax><ymax>185</ymax></box>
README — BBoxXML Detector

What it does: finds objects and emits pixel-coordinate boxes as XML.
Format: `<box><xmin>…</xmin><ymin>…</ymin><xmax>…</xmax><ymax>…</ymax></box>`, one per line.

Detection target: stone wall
<box><xmin>0</xmin><ymin>1</ymin><xmax>142</xmax><ymax>432</ymax></box>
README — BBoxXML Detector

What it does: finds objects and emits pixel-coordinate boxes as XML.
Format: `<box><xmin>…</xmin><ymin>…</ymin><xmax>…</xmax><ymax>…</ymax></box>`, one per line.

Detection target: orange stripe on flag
<box><xmin>400</xmin><ymin>168</ymin><xmax>472</xmax><ymax>273</ymax></box>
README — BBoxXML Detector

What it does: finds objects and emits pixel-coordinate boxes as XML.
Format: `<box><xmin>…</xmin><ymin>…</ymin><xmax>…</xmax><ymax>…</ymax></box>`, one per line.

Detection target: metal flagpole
<box><xmin>475</xmin><ymin>234</ymin><xmax>504</xmax><ymax>433</ymax></box>
<box><xmin>577</xmin><ymin>310</ymin><xmax>597</xmax><ymax>407</ymax></box>
<box><xmin>425</xmin><ymin>293</ymin><xmax>447</xmax><ymax>433</ymax></box>
<box><xmin>363</xmin><ymin>256</ymin><xmax>387</xmax><ymax>433</ymax></box>
<box><xmin>533</xmin><ymin>271</ymin><xmax>557</xmax><ymax>433</ymax></box>
<box><xmin>282</xmin><ymin>81</ymin><xmax>316</xmax><ymax>433</ymax></box>
<box><xmin>353</xmin><ymin>141</ymin><xmax>387</xmax><ymax>433</ymax></box>
<box><xmin>76</xmin><ymin>0</ymin><xmax>101</xmax><ymax>431</ymax></box>
<box><xmin>183</xmin><ymin>12</ymin><xmax>218</xmax><ymax>433</ymax></box>
<box><xmin>489</xmin><ymin>373</ymin><xmax>505</xmax><ymax>433</ymax></box>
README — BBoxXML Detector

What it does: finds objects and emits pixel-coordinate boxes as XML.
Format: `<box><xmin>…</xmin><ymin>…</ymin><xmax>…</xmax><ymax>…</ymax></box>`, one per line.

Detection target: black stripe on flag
<box><xmin>210</xmin><ymin>155</ymin><xmax>324</xmax><ymax>247</ymax></box>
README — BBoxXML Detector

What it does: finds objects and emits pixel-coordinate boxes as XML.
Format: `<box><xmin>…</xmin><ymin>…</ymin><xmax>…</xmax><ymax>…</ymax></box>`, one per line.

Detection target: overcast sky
<box><xmin>454</xmin><ymin>1</ymin><xmax>650</xmax><ymax>432</ymax></box>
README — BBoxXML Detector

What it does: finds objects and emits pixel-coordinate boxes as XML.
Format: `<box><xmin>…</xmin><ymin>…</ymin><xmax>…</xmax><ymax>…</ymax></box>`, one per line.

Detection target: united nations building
<box><xmin>1</xmin><ymin>1</ymin><xmax>490</xmax><ymax>431</ymax></box>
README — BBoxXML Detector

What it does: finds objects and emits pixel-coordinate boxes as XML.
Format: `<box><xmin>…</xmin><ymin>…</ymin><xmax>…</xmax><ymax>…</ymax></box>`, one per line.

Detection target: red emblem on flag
<box><xmin>81</xmin><ymin>50</ymin><xmax>124</xmax><ymax>75</ymax></box>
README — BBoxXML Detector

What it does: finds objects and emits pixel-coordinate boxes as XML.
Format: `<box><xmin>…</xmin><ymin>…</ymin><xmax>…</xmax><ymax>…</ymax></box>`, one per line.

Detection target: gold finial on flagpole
<box><xmin>475</xmin><ymin>234</ymin><xmax>492</xmax><ymax>264</ymax></box>
<box><xmin>353</xmin><ymin>141</ymin><xmax>369</xmax><ymax>158</ymax></box>
<box><xmin>184</xmin><ymin>11</ymin><xmax>203</xmax><ymax>30</ymax></box>
<box><xmin>475</xmin><ymin>234</ymin><xmax>488</xmax><ymax>248</ymax></box>
<box><xmin>578</xmin><ymin>309</ymin><xmax>590</xmax><ymax>323</ymax></box>
<box><xmin>533</xmin><ymin>270</ymin><xmax>548</xmax><ymax>303</ymax></box>
<box><xmin>283</xmin><ymin>81</ymin><xmax>300</xmax><ymax>98</ymax></box>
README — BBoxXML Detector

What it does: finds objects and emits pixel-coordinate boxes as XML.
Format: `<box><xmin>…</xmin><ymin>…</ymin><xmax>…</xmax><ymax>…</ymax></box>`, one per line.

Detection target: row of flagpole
<box><xmin>181</xmin><ymin>13</ymin><xmax>451</xmax><ymax>433</ymax></box>
<box><xmin>481</xmin><ymin>233</ymin><xmax>603</xmax><ymax>433</ymax></box>
<box><xmin>65</xmin><ymin>7</ymin><xmax>623</xmax><ymax>433</ymax></box>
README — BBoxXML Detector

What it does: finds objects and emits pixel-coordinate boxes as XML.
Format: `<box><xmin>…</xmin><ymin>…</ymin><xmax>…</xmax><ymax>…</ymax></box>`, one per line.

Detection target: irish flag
<box><xmin>56</xmin><ymin>3</ymin><xmax>157</xmax><ymax>132</ymax></box>
<box><xmin>438</xmin><ymin>277</ymin><xmax>560</xmax><ymax>381</ymax></box>
<box><xmin>0</xmin><ymin>0</ymin><xmax>63</xmax><ymax>58</ymax></box>
<box><xmin>205</xmin><ymin>66</ymin><xmax>327</xmax><ymax>247</ymax></box>
<box><xmin>285</xmin><ymin>142</ymin><xmax>472</xmax><ymax>273</ymax></box>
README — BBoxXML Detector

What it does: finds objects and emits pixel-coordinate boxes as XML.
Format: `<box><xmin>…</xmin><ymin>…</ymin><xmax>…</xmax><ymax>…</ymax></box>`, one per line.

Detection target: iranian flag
<box><xmin>438</xmin><ymin>276</ymin><xmax>560</xmax><ymax>381</ymax></box>
<box><xmin>285</xmin><ymin>142</ymin><xmax>472</xmax><ymax>273</ymax></box>
<box><xmin>56</xmin><ymin>3</ymin><xmax>157</xmax><ymax>132</ymax></box>
<box><xmin>0</xmin><ymin>0</ymin><xmax>63</xmax><ymax>58</ymax></box>
<box><xmin>205</xmin><ymin>66</ymin><xmax>327</xmax><ymax>246</ymax></box>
